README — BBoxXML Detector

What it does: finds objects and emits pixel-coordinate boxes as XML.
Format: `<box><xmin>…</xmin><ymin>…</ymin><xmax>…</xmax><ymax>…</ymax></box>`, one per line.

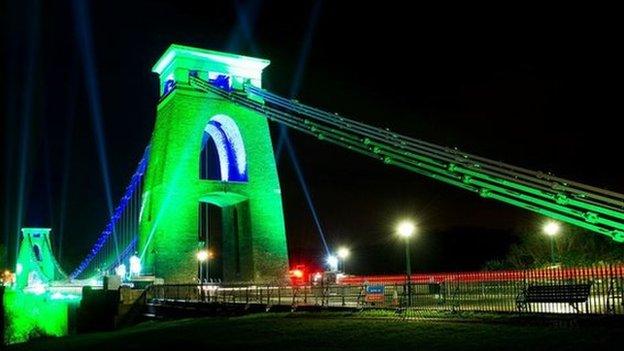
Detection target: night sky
<box><xmin>2</xmin><ymin>1</ymin><xmax>622</xmax><ymax>275</ymax></box>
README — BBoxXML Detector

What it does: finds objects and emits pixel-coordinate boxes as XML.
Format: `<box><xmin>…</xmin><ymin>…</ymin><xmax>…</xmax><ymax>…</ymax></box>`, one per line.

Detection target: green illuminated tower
<box><xmin>15</xmin><ymin>228</ymin><xmax>65</xmax><ymax>289</ymax></box>
<box><xmin>138</xmin><ymin>44</ymin><xmax>289</xmax><ymax>284</ymax></box>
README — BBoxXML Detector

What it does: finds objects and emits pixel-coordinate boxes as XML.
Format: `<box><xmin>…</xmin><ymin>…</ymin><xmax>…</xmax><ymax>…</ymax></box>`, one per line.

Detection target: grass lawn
<box><xmin>8</xmin><ymin>312</ymin><xmax>622</xmax><ymax>351</ymax></box>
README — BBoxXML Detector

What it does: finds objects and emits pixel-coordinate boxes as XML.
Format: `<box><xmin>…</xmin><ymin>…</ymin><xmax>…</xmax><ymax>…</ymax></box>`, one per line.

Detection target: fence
<box><xmin>145</xmin><ymin>265</ymin><xmax>624</xmax><ymax>315</ymax></box>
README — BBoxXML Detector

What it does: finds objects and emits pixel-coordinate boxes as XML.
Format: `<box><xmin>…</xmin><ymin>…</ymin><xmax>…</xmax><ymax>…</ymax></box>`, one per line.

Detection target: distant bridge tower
<box><xmin>15</xmin><ymin>228</ymin><xmax>65</xmax><ymax>289</ymax></box>
<box><xmin>139</xmin><ymin>44</ymin><xmax>289</xmax><ymax>284</ymax></box>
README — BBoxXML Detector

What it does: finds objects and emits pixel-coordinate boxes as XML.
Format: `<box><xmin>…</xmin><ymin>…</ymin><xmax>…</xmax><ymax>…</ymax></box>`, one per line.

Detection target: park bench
<box><xmin>516</xmin><ymin>283</ymin><xmax>592</xmax><ymax>312</ymax></box>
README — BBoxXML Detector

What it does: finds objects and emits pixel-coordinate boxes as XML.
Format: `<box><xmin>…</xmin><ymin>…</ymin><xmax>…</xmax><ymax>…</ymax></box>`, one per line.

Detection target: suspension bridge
<box><xmin>14</xmin><ymin>44</ymin><xmax>624</xmax><ymax>295</ymax></box>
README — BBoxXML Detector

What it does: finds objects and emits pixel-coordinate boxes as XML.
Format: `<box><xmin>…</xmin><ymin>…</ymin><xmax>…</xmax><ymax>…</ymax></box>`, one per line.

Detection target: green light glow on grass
<box><xmin>3</xmin><ymin>290</ymin><xmax>70</xmax><ymax>344</ymax></box>
<box><xmin>5</xmin><ymin>228</ymin><xmax>76</xmax><ymax>344</ymax></box>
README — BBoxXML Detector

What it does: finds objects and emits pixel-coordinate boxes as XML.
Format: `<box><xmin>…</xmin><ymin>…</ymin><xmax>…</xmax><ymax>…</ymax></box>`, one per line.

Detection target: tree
<box><xmin>485</xmin><ymin>225</ymin><xmax>624</xmax><ymax>269</ymax></box>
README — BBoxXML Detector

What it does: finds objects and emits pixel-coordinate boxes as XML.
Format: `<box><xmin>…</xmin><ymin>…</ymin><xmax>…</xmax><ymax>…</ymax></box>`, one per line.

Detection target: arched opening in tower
<box><xmin>199</xmin><ymin>114</ymin><xmax>248</xmax><ymax>182</ymax></box>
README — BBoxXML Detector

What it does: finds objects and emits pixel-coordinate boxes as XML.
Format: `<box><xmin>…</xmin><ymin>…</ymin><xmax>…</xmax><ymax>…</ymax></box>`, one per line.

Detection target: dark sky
<box><xmin>2</xmin><ymin>1</ymin><xmax>622</xmax><ymax>275</ymax></box>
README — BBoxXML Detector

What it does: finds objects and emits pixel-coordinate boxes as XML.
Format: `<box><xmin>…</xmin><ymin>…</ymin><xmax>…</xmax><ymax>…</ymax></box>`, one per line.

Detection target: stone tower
<box><xmin>15</xmin><ymin>228</ymin><xmax>65</xmax><ymax>289</ymax></box>
<box><xmin>139</xmin><ymin>44</ymin><xmax>289</xmax><ymax>284</ymax></box>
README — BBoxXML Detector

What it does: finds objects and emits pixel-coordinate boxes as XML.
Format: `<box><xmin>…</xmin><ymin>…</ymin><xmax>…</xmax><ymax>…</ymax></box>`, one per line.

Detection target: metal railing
<box><xmin>145</xmin><ymin>264</ymin><xmax>624</xmax><ymax>315</ymax></box>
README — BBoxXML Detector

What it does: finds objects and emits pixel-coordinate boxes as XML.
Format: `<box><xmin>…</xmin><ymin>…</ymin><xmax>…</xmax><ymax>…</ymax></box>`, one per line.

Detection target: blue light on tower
<box><xmin>163</xmin><ymin>79</ymin><xmax>176</xmax><ymax>96</ymax></box>
<box><xmin>201</xmin><ymin>115</ymin><xmax>248</xmax><ymax>182</ymax></box>
<box><xmin>209</xmin><ymin>74</ymin><xmax>232</xmax><ymax>92</ymax></box>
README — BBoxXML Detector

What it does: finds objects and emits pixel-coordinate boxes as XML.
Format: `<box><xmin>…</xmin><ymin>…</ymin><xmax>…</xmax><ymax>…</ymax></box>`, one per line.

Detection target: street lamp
<box><xmin>129</xmin><ymin>254</ymin><xmax>141</xmax><ymax>277</ymax></box>
<box><xmin>397</xmin><ymin>221</ymin><xmax>416</xmax><ymax>239</ymax></box>
<box><xmin>326</xmin><ymin>255</ymin><xmax>339</xmax><ymax>272</ymax></box>
<box><xmin>337</xmin><ymin>247</ymin><xmax>350</xmax><ymax>273</ymax></box>
<box><xmin>396</xmin><ymin>220</ymin><xmax>416</xmax><ymax>307</ymax></box>
<box><xmin>115</xmin><ymin>264</ymin><xmax>127</xmax><ymax>279</ymax></box>
<box><xmin>542</xmin><ymin>221</ymin><xmax>560</xmax><ymax>265</ymax></box>
<box><xmin>197</xmin><ymin>250</ymin><xmax>210</xmax><ymax>281</ymax></box>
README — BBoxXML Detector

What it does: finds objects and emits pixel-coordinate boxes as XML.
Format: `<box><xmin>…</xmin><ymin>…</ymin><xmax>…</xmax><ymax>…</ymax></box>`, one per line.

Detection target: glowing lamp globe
<box><xmin>326</xmin><ymin>255</ymin><xmax>339</xmax><ymax>271</ymax></box>
<box><xmin>115</xmin><ymin>264</ymin><xmax>127</xmax><ymax>278</ymax></box>
<box><xmin>397</xmin><ymin>220</ymin><xmax>416</xmax><ymax>238</ymax></box>
<box><xmin>337</xmin><ymin>247</ymin><xmax>350</xmax><ymax>259</ymax></box>
<box><xmin>196</xmin><ymin>250</ymin><xmax>209</xmax><ymax>262</ymax></box>
<box><xmin>129</xmin><ymin>255</ymin><xmax>142</xmax><ymax>275</ymax></box>
<box><xmin>543</xmin><ymin>222</ymin><xmax>561</xmax><ymax>237</ymax></box>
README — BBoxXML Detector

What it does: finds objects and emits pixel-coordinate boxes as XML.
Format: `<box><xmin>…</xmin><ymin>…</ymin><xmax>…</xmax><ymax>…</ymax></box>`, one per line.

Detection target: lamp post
<box><xmin>197</xmin><ymin>250</ymin><xmax>209</xmax><ymax>282</ymax></box>
<box><xmin>115</xmin><ymin>264</ymin><xmax>127</xmax><ymax>280</ymax></box>
<box><xmin>542</xmin><ymin>221</ymin><xmax>560</xmax><ymax>265</ymax></box>
<box><xmin>129</xmin><ymin>254</ymin><xmax>141</xmax><ymax>277</ymax></box>
<box><xmin>397</xmin><ymin>220</ymin><xmax>416</xmax><ymax>307</ymax></box>
<box><xmin>337</xmin><ymin>247</ymin><xmax>350</xmax><ymax>273</ymax></box>
<box><xmin>326</xmin><ymin>255</ymin><xmax>339</xmax><ymax>272</ymax></box>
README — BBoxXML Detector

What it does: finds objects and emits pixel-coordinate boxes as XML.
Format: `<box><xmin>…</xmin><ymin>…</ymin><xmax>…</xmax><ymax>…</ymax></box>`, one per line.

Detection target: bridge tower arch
<box><xmin>139</xmin><ymin>44</ymin><xmax>288</xmax><ymax>284</ymax></box>
<box><xmin>15</xmin><ymin>228</ymin><xmax>66</xmax><ymax>290</ymax></box>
